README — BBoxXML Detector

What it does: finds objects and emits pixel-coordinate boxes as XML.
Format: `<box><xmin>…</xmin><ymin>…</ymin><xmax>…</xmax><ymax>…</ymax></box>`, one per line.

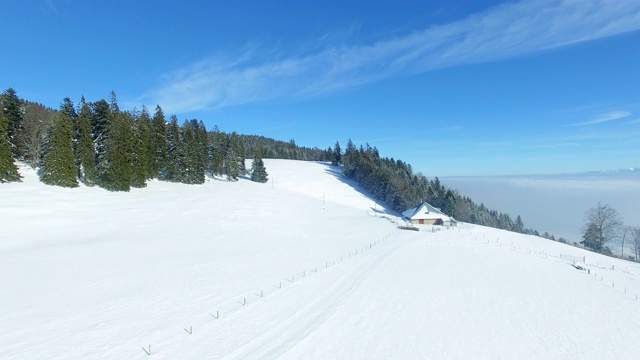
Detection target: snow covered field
<box><xmin>2</xmin><ymin>160</ymin><xmax>640</xmax><ymax>359</ymax></box>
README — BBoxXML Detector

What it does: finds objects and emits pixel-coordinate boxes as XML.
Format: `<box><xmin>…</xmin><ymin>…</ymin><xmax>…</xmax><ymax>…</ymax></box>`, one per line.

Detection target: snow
<box><xmin>2</xmin><ymin>159</ymin><xmax>640</xmax><ymax>359</ymax></box>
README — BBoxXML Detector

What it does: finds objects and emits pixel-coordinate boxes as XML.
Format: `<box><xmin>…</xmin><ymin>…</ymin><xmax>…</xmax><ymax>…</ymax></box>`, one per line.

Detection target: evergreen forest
<box><xmin>1</xmin><ymin>88</ymin><xmax>546</xmax><ymax>236</ymax></box>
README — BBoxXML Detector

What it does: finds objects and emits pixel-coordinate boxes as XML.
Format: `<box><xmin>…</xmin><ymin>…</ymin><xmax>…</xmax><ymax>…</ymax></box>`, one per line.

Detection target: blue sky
<box><xmin>3</xmin><ymin>0</ymin><xmax>640</xmax><ymax>176</ymax></box>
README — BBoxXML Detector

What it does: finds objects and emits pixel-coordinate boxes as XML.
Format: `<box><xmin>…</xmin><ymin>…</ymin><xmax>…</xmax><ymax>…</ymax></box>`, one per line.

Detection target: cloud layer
<box><xmin>139</xmin><ymin>0</ymin><xmax>640</xmax><ymax>113</ymax></box>
<box><xmin>568</xmin><ymin>110</ymin><xmax>632</xmax><ymax>126</ymax></box>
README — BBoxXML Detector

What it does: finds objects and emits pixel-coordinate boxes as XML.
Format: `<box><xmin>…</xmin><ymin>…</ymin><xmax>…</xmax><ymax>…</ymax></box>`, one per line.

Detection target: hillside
<box><xmin>1</xmin><ymin>159</ymin><xmax>640</xmax><ymax>359</ymax></box>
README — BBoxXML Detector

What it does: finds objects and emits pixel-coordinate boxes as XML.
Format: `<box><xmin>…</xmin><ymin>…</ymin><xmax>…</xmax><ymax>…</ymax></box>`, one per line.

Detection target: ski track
<box><xmin>152</xmin><ymin>229</ymin><xmax>402</xmax><ymax>359</ymax></box>
<box><xmin>225</xmin><ymin>230</ymin><xmax>403</xmax><ymax>359</ymax></box>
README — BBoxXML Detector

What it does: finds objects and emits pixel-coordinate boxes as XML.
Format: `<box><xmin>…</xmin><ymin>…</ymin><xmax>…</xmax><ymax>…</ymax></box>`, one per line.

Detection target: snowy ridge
<box><xmin>2</xmin><ymin>160</ymin><xmax>640</xmax><ymax>359</ymax></box>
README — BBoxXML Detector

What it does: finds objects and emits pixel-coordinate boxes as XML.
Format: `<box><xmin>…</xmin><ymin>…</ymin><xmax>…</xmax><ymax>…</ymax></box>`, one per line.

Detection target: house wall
<box><xmin>410</xmin><ymin>218</ymin><xmax>443</xmax><ymax>225</ymax></box>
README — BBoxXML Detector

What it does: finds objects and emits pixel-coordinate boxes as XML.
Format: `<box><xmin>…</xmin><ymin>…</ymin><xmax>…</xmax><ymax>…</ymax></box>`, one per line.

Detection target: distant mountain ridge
<box><xmin>585</xmin><ymin>166</ymin><xmax>640</xmax><ymax>174</ymax></box>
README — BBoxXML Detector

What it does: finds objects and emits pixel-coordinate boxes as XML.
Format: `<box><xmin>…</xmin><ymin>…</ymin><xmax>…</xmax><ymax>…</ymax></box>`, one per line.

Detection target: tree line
<box><xmin>329</xmin><ymin>139</ymin><xmax>538</xmax><ymax>235</ymax></box>
<box><xmin>0</xmin><ymin>88</ymin><xmax>269</xmax><ymax>188</ymax></box>
<box><xmin>3</xmin><ymin>87</ymin><xmax>561</xmax><ymax>239</ymax></box>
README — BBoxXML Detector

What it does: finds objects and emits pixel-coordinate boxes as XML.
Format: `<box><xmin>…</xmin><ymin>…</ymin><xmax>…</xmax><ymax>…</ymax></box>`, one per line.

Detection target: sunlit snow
<box><xmin>1</xmin><ymin>160</ymin><xmax>639</xmax><ymax>359</ymax></box>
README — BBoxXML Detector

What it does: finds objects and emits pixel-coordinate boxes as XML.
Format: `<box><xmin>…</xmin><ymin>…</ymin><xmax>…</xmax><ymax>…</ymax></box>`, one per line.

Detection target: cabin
<box><xmin>402</xmin><ymin>202</ymin><xmax>456</xmax><ymax>226</ymax></box>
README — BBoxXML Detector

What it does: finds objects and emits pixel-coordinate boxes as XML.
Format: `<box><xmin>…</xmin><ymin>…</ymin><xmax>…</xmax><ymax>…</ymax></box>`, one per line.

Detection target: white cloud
<box><xmin>567</xmin><ymin>110</ymin><xmax>632</xmax><ymax>126</ymax></box>
<box><xmin>139</xmin><ymin>0</ymin><xmax>640</xmax><ymax>114</ymax></box>
<box><xmin>40</xmin><ymin>0</ymin><xmax>59</xmax><ymax>14</ymax></box>
<box><xmin>439</xmin><ymin>125</ymin><xmax>464</xmax><ymax>132</ymax></box>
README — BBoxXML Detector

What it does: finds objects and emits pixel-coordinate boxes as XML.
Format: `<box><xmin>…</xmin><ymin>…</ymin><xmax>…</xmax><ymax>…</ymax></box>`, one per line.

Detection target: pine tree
<box><xmin>0</xmin><ymin>111</ymin><xmax>21</xmax><ymax>182</ymax></box>
<box><xmin>224</xmin><ymin>146</ymin><xmax>239</xmax><ymax>181</ymax></box>
<box><xmin>151</xmin><ymin>105</ymin><xmax>167</xmax><ymax>178</ymax></box>
<box><xmin>63</xmin><ymin>97</ymin><xmax>78</xmax><ymax>164</ymax></box>
<box><xmin>19</xmin><ymin>101</ymin><xmax>56</xmax><ymax>167</ymax></box>
<box><xmin>180</xmin><ymin>119</ymin><xmax>206</xmax><ymax>184</ymax></box>
<box><xmin>41</xmin><ymin>106</ymin><xmax>78</xmax><ymax>188</ymax></box>
<box><xmin>91</xmin><ymin>99</ymin><xmax>111</xmax><ymax>181</ymax></box>
<box><xmin>163</xmin><ymin>115</ymin><xmax>182</xmax><ymax>181</ymax></box>
<box><xmin>583</xmin><ymin>223</ymin><xmax>601</xmax><ymax>251</ymax></box>
<box><xmin>332</xmin><ymin>141</ymin><xmax>341</xmax><ymax>165</ymax></box>
<box><xmin>229</xmin><ymin>132</ymin><xmax>246</xmax><ymax>175</ymax></box>
<box><xmin>65</xmin><ymin>97</ymin><xmax>80</xmax><ymax>175</ymax></box>
<box><xmin>1</xmin><ymin>88</ymin><xmax>24</xmax><ymax>158</ymax></box>
<box><xmin>128</xmin><ymin>112</ymin><xmax>147</xmax><ymax>188</ymax></box>
<box><xmin>100</xmin><ymin>92</ymin><xmax>132</xmax><ymax>191</ymax></box>
<box><xmin>342</xmin><ymin>139</ymin><xmax>356</xmax><ymax>173</ymax></box>
<box><xmin>195</xmin><ymin>120</ymin><xmax>208</xmax><ymax>180</ymax></box>
<box><xmin>137</xmin><ymin>106</ymin><xmax>154</xmax><ymax>179</ymax></box>
<box><xmin>442</xmin><ymin>190</ymin><xmax>457</xmax><ymax>218</ymax></box>
<box><xmin>76</xmin><ymin>97</ymin><xmax>96</xmax><ymax>185</ymax></box>
<box><xmin>207</xmin><ymin>126</ymin><xmax>225</xmax><ymax>176</ymax></box>
<box><xmin>250</xmin><ymin>148</ymin><xmax>268</xmax><ymax>183</ymax></box>
<box><xmin>515</xmin><ymin>215</ymin><xmax>525</xmax><ymax>233</ymax></box>
<box><xmin>181</xmin><ymin>120</ymin><xmax>198</xmax><ymax>183</ymax></box>
<box><xmin>62</xmin><ymin>97</ymin><xmax>77</xmax><ymax>120</ymax></box>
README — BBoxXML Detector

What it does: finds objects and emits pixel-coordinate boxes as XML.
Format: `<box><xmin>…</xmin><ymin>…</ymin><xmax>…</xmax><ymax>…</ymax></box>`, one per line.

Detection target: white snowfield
<box><xmin>1</xmin><ymin>159</ymin><xmax>640</xmax><ymax>359</ymax></box>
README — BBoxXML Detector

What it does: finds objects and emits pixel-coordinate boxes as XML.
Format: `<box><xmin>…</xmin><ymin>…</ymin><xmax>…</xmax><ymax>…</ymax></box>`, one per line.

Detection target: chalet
<box><xmin>402</xmin><ymin>202</ymin><xmax>456</xmax><ymax>226</ymax></box>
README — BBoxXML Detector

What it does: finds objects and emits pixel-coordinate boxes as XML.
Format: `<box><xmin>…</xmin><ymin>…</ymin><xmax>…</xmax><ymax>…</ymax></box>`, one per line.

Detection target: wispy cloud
<box><xmin>567</xmin><ymin>110</ymin><xmax>631</xmax><ymax>126</ymax></box>
<box><xmin>139</xmin><ymin>0</ymin><xmax>640</xmax><ymax>113</ymax></box>
<box><xmin>439</xmin><ymin>125</ymin><xmax>464</xmax><ymax>132</ymax></box>
<box><xmin>475</xmin><ymin>140</ymin><xmax>583</xmax><ymax>153</ymax></box>
<box><xmin>40</xmin><ymin>0</ymin><xmax>59</xmax><ymax>14</ymax></box>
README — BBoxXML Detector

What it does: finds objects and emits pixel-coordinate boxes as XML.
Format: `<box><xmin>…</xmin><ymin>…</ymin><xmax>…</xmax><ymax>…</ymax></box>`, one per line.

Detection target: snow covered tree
<box><xmin>75</xmin><ymin>97</ymin><xmax>96</xmax><ymax>184</ymax></box>
<box><xmin>41</xmin><ymin>106</ymin><xmax>78</xmax><ymax>188</ymax></box>
<box><xmin>91</xmin><ymin>99</ymin><xmax>110</xmax><ymax>177</ymax></box>
<box><xmin>20</xmin><ymin>101</ymin><xmax>55</xmax><ymax>167</ymax></box>
<box><xmin>250</xmin><ymin>149</ymin><xmax>268</xmax><ymax>183</ymax></box>
<box><xmin>0</xmin><ymin>110</ymin><xmax>21</xmax><ymax>182</ymax></box>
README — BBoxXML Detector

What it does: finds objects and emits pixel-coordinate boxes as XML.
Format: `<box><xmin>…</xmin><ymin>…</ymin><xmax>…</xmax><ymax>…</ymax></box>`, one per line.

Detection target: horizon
<box><xmin>3</xmin><ymin>0</ymin><xmax>640</xmax><ymax>176</ymax></box>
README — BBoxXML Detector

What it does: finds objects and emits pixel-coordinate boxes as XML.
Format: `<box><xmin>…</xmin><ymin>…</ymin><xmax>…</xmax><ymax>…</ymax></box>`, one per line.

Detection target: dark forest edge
<box><xmin>2</xmin><ymin>88</ymin><xmax>556</xmax><ymax>239</ymax></box>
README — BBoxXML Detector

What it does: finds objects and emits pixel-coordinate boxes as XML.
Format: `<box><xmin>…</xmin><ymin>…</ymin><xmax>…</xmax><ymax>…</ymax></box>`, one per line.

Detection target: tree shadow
<box><xmin>319</xmin><ymin>162</ymin><xmax>400</xmax><ymax>217</ymax></box>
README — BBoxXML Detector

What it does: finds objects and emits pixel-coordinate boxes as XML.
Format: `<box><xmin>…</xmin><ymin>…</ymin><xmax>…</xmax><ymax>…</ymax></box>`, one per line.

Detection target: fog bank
<box><xmin>442</xmin><ymin>173</ymin><xmax>640</xmax><ymax>253</ymax></box>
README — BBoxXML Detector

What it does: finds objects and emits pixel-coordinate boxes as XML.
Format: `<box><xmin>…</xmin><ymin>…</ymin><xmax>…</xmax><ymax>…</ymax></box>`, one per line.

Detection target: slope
<box><xmin>1</xmin><ymin>160</ymin><xmax>639</xmax><ymax>359</ymax></box>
